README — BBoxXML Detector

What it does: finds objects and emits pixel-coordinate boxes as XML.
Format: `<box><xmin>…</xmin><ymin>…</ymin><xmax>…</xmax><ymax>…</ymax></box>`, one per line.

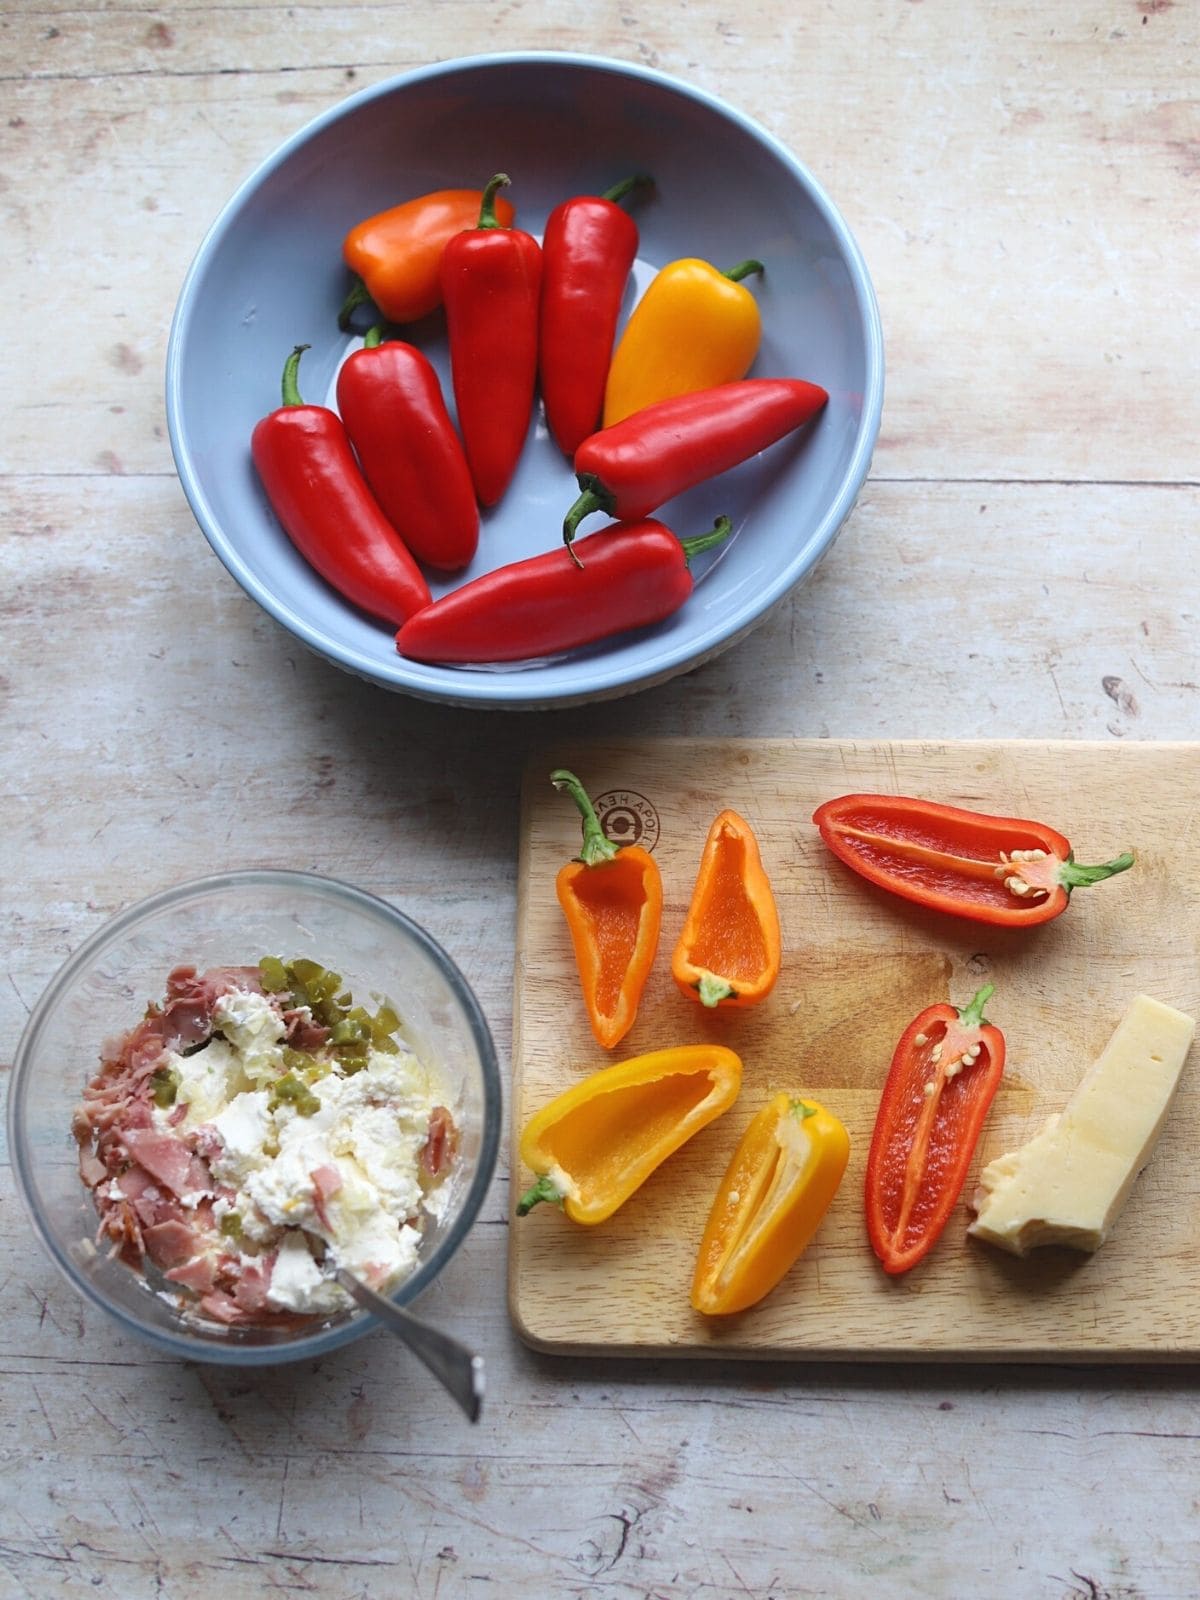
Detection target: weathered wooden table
<box><xmin>3</xmin><ymin>3</ymin><xmax>1198</xmax><ymax>1595</ymax></box>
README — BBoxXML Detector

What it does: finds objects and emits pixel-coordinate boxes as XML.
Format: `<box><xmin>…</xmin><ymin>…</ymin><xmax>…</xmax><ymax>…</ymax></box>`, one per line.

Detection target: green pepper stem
<box><xmin>363</xmin><ymin>323</ymin><xmax>386</xmax><ymax>349</ymax></box>
<box><xmin>957</xmin><ymin>983</ymin><xmax>995</xmax><ymax>1031</ymax></box>
<box><xmin>477</xmin><ymin>172</ymin><xmax>511</xmax><ymax>230</ymax></box>
<box><xmin>697</xmin><ymin>972</ymin><xmax>736</xmax><ymax>1007</ymax></box>
<box><xmin>281</xmin><ymin>344</ymin><xmax>311</xmax><ymax>408</ymax></box>
<box><xmin>516</xmin><ymin>1174</ymin><xmax>566</xmax><ymax>1216</ymax></box>
<box><xmin>562</xmin><ymin>477</ymin><xmax>616</xmax><ymax>548</ymax></box>
<box><xmin>723</xmin><ymin>259</ymin><xmax>765</xmax><ymax>283</ymax></box>
<box><xmin>550</xmin><ymin>768</ymin><xmax>618</xmax><ymax>865</ymax></box>
<box><xmin>602</xmin><ymin>173</ymin><xmax>654</xmax><ymax>206</ymax></box>
<box><xmin>789</xmin><ymin>1098</ymin><xmax>819</xmax><ymax>1121</ymax></box>
<box><xmin>1060</xmin><ymin>851</ymin><xmax>1135</xmax><ymax>890</ymax></box>
<box><xmin>337</xmin><ymin>276</ymin><xmax>372</xmax><ymax>331</ymax></box>
<box><xmin>680</xmin><ymin>515</ymin><xmax>734</xmax><ymax>564</ymax></box>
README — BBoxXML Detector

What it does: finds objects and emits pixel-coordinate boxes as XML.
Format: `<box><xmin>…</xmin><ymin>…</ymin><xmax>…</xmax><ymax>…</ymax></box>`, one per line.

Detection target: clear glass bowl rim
<box><xmin>7</xmin><ymin>867</ymin><xmax>502</xmax><ymax>1365</ymax></box>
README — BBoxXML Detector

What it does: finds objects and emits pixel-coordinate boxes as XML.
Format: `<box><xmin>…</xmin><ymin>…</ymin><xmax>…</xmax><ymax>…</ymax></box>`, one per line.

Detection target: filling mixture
<box><xmin>74</xmin><ymin>960</ymin><xmax>458</xmax><ymax>1327</ymax></box>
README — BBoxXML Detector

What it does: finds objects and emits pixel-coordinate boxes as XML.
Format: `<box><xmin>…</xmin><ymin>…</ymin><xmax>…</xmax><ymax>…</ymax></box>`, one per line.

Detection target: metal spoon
<box><xmin>335</xmin><ymin>1269</ymin><xmax>484</xmax><ymax>1422</ymax></box>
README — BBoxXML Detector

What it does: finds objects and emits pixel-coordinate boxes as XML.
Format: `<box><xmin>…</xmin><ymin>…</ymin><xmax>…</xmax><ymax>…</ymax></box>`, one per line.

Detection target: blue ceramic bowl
<box><xmin>167</xmin><ymin>53</ymin><xmax>883</xmax><ymax>708</ymax></box>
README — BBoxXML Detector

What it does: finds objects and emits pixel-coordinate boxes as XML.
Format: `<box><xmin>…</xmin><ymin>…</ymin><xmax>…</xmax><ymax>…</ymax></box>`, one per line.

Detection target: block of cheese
<box><xmin>968</xmin><ymin>994</ymin><xmax>1196</xmax><ymax>1256</ymax></box>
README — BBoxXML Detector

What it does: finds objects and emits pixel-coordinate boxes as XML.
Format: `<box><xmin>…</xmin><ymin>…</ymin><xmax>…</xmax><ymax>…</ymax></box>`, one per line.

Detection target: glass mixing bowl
<box><xmin>8</xmin><ymin>869</ymin><xmax>500</xmax><ymax>1364</ymax></box>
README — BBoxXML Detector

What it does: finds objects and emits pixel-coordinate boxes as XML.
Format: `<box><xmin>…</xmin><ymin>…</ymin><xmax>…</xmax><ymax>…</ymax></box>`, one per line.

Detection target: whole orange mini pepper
<box><xmin>692</xmin><ymin>1093</ymin><xmax>849</xmax><ymax>1314</ymax></box>
<box><xmin>338</xmin><ymin>186</ymin><xmax>517</xmax><ymax>330</ymax></box>
<box><xmin>516</xmin><ymin>1044</ymin><xmax>743</xmax><ymax>1223</ymax></box>
<box><xmin>602</xmin><ymin>256</ymin><xmax>764</xmax><ymax>426</ymax></box>
<box><xmin>672</xmin><ymin>809</ymin><xmax>781</xmax><ymax>1008</ymax></box>
<box><xmin>552</xmin><ymin>769</ymin><xmax>662</xmax><ymax>1049</ymax></box>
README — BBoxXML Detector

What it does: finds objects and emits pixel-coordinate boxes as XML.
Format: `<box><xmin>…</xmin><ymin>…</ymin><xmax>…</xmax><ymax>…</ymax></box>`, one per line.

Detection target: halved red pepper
<box><xmin>812</xmin><ymin>794</ymin><xmax>1134</xmax><ymax>928</ymax></box>
<box><xmin>866</xmin><ymin>984</ymin><xmax>1005</xmax><ymax>1275</ymax></box>
<box><xmin>562</xmin><ymin>378</ymin><xmax>828</xmax><ymax>547</ymax></box>
<box><xmin>539</xmin><ymin>174</ymin><xmax>649</xmax><ymax>457</ymax></box>
<box><xmin>336</xmin><ymin>327</ymin><xmax>478</xmax><ymax>572</ymax></box>
<box><xmin>251</xmin><ymin>345</ymin><xmax>431</xmax><ymax>626</ymax></box>
<box><xmin>441</xmin><ymin>173</ymin><xmax>542</xmax><ymax>507</ymax></box>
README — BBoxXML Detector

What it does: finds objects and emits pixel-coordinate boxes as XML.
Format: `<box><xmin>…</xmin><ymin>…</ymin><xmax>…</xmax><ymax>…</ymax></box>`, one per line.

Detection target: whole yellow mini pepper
<box><xmin>602</xmin><ymin>257</ymin><xmax>765</xmax><ymax>427</ymax></box>
<box><xmin>691</xmin><ymin>1092</ymin><xmax>849</xmax><ymax>1315</ymax></box>
<box><xmin>516</xmin><ymin>1045</ymin><xmax>743</xmax><ymax>1224</ymax></box>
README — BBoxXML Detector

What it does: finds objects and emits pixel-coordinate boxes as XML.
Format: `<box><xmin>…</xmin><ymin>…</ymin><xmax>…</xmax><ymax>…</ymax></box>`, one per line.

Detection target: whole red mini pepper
<box><xmin>812</xmin><ymin>794</ymin><xmax>1135</xmax><ymax>927</ymax></box>
<box><xmin>562</xmin><ymin>377</ymin><xmax>829</xmax><ymax>547</ymax></box>
<box><xmin>441</xmin><ymin>173</ymin><xmax>542</xmax><ymax>507</ymax></box>
<box><xmin>866</xmin><ymin>984</ymin><xmax>1006</xmax><ymax>1275</ymax></box>
<box><xmin>539</xmin><ymin>174</ymin><xmax>650</xmax><ymax>457</ymax></box>
<box><xmin>336</xmin><ymin>326</ymin><xmax>479</xmax><ymax>572</ymax></box>
<box><xmin>251</xmin><ymin>345</ymin><xmax>431</xmax><ymax>626</ymax></box>
<box><xmin>396</xmin><ymin>515</ymin><xmax>731</xmax><ymax>664</ymax></box>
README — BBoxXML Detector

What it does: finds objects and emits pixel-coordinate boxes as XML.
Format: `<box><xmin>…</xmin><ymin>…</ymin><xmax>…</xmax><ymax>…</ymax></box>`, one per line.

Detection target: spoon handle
<box><xmin>335</xmin><ymin>1269</ymin><xmax>484</xmax><ymax>1423</ymax></box>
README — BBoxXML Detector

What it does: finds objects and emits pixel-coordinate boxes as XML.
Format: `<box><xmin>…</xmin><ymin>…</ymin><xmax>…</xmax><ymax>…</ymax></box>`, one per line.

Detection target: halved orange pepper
<box><xmin>338</xmin><ymin>187</ymin><xmax>517</xmax><ymax>329</ymax></box>
<box><xmin>691</xmin><ymin>1092</ymin><xmax>849</xmax><ymax>1314</ymax></box>
<box><xmin>671</xmin><ymin>809</ymin><xmax>781</xmax><ymax>1008</ymax></box>
<box><xmin>516</xmin><ymin>1044</ymin><xmax>742</xmax><ymax>1223</ymax></box>
<box><xmin>552</xmin><ymin>769</ymin><xmax>662</xmax><ymax>1049</ymax></box>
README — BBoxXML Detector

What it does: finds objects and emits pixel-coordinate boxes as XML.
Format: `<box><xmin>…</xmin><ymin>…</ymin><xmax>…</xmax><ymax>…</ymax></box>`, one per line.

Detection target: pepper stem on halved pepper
<box><xmin>516</xmin><ymin>1173</ymin><xmax>567</xmax><ymax>1216</ymax></box>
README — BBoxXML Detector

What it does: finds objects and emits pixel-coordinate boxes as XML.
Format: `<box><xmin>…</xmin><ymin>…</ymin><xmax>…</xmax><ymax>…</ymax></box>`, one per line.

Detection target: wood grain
<box><xmin>5</xmin><ymin>1</ymin><xmax>1200</xmax><ymax>1594</ymax></box>
<box><xmin>5</xmin><ymin>1</ymin><xmax>1198</xmax><ymax>484</ymax></box>
<box><xmin>512</xmin><ymin>738</ymin><xmax>1200</xmax><ymax>1358</ymax></box>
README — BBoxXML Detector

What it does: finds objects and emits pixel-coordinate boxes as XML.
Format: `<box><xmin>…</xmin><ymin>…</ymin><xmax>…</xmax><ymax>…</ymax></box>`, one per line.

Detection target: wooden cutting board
<box><xmin>509</xmin><ymin>739</ymin><xmax>1200</xmax><ymax>1360</ymax></box>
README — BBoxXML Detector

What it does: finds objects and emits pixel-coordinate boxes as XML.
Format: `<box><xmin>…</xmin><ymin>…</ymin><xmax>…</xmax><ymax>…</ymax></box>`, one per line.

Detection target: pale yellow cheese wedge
<box><xmin>968</xmin><ymin>994</ymin><xmax>1196</xmax><ymax>1256</ymax></box>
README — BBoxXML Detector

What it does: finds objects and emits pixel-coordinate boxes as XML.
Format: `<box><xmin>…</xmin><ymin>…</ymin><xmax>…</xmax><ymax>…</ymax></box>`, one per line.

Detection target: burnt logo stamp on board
<box><xmin>593</xmin><ymin>790</ymin><xmax>661</xmax><ymax>853</ymax></box>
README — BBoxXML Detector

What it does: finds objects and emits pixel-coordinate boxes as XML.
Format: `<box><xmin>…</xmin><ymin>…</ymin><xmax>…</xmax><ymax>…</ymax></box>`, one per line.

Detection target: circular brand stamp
<box><xmin>593</xmin><ymin>789</ymin><xmax>661</xmax><ymax>853</ymax></box>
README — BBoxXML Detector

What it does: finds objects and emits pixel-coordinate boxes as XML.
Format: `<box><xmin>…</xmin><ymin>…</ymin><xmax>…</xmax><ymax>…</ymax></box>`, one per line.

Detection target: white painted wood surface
<box><xmin>2</xmin><ymin>2</ymin><xmax>1199</xmax><ymax>1595</ymax></box>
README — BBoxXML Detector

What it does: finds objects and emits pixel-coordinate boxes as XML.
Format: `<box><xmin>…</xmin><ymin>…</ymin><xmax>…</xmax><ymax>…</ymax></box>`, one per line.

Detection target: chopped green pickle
<box><xmin>256</xmin><ymin>956</ymin><xmax>404</xmax><ymax>1078</ymax></box>
<box><xmin>335</xmin><ymin>1041</ymin><xmax>370</xmax><ymax>1073</ymax></box>
<box><xmin>270</xmin><ymin>1073</ymin><xmax>321</xmax><ymax>1117</ymax></box>
<box><xmin>219</xmin><ymin>1212</ymin><xmax>243</xmax><ymax>1240</ymax></box>
<box><xmin>150</xmin><ymin>1065</ymin><xmax>179</xmax><ymax>1108</ymax></box>
<box><xmin>331</xmin><ymin>1014</ymin><xmax>370</xmax><ymax>1045</ymax></box>
<box><xmin>374</xmin><ymin>1005</ymin><xmax>400</xmax><ymax>1037</ymax></box>
<box><xmin>258</xmin><ymin>955</ymin><xmax>290</xmax><ymax>993</ymax></box>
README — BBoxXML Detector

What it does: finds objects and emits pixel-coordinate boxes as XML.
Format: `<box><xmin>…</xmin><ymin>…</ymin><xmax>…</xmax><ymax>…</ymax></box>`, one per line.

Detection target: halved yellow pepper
<box><xmin>516</xmin><ymin>1045</ymin><xmax>743</xmax><ymax>1224</ymax></box>
<box><xmin>691</xmin><ymin>1092</ymin><xmax>849</xmax><ymax>1315</ymax></box>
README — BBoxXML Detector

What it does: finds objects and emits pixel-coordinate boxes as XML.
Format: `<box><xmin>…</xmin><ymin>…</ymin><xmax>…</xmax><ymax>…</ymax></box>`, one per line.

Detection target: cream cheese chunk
<box><xmin>968</xmin><ymin>994</ymin><xmax>1195</xmax><ymax>1256</ymax></box>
